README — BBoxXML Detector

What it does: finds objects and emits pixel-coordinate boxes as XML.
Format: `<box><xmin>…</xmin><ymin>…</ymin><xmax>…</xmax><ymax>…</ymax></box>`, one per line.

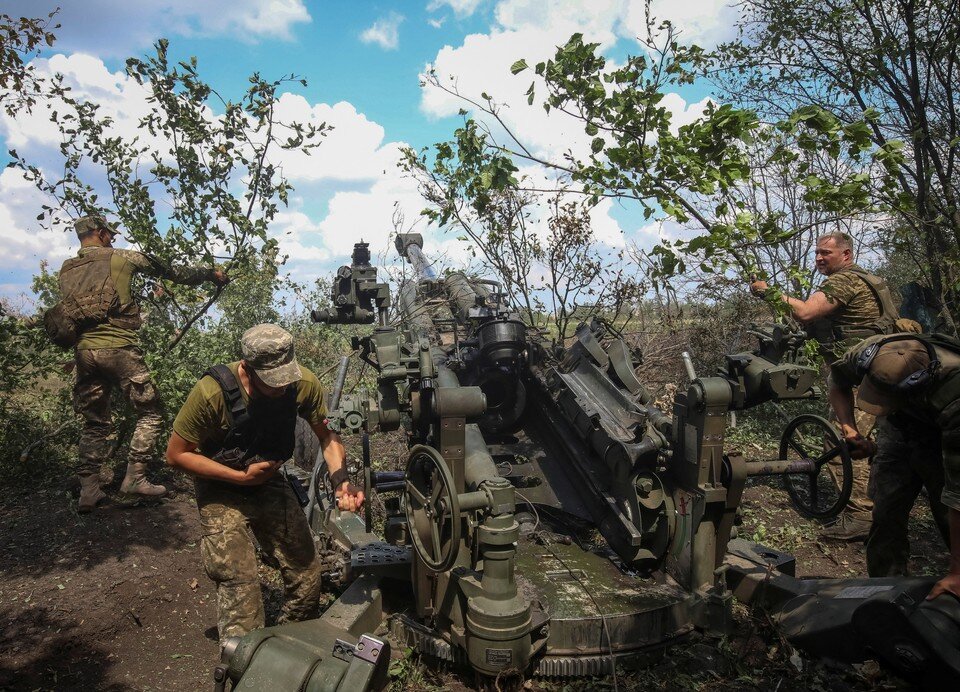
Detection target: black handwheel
<box><xmin>404</xmin><ymin>445</ymin><xmax>461</xmax><ymax>572</ymax></box>
<box><xmin>362</xmin><ymin>432</ymin><xmax>373</xmax><ymax>533</ymax></box>
<box><xmin>780</xmin><ymin>414</ymin><xmax>853</xmax><ymax>520</ymax></box>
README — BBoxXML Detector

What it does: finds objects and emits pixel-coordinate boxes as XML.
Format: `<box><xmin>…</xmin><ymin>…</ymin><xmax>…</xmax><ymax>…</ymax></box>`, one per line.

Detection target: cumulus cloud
<box><xmin>0</xmin><ymin>168</ymin><xmax>75</xmax><ymax>274</ymax></box>
<box><xmin>360</xmin><ymin>12</ymin><xmax>405</xmax><ymax>51</ymax></box>
<box><xmin>1</xmin><ymin>0</ymin><xmax>311</xmax><ymax>57</ymax></box>
<box><xmin>0</xmin><ymin>51</ymin><xmax>421</xmax><ymax>299</ymax></box>
<box><xmin>631</xmin><ymin>0</ymin><xmax>740</xmax><ymax>48</ymax></box>
<box><xmin>428</xmin><ymin>0</ymin><xmax>487</xmax><ymax>17</ymax></box>
<box><xmin>0</xmin><ymin>53</ymin><xmax>153</xmax><ymax>151</ymax></box>
<box><xmin>270</xmin><ymin>95</ymin><xmax>403</xmax><ymax>182</ymax></box>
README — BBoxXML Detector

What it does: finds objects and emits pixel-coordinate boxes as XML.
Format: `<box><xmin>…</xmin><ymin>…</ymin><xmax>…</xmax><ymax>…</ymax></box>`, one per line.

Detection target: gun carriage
<box><xmin>215</xmin><ymin>236</ymin><xmax>960</xmax><ymax>691</ymax></box>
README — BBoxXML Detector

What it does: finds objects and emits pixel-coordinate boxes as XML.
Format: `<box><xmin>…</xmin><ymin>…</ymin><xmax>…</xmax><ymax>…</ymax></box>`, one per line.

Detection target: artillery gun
<box><xmin>214</xmin><ymin>236</ymin><xmax>960</xmax><ymax>691</ymax></box>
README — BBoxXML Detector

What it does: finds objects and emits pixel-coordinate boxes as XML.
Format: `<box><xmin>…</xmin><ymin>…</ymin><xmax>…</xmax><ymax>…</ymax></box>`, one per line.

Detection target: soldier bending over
<box><xmin>829</xmin><ymin>333</ymin><xmax>960</xmax><ymax>598</ymax></box>
<box><xmin>165</xmin><ymin>324</ymin><xmax>364</xmax><ymax>645</ymax></box>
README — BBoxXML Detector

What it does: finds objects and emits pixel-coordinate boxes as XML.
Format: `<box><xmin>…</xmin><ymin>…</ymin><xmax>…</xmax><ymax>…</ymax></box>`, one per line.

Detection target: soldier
<box><xmin>750</xmin><ymin>231</ymin><xmax>906</xmax><ymax>540</ymax></box>
<box><xmin>828</xmin><ymin>333</ymin><xmax>959</xmax><ymax>599</ymax></box>
<box><xmin>63</xmin><ymin>215</ymin><xmax>228</xmax><ymax>513</ymax></box>
<box><xmin>165</xmin><ymin>324</ymin><xmax>364</xmax><ymax>646</ymax></box>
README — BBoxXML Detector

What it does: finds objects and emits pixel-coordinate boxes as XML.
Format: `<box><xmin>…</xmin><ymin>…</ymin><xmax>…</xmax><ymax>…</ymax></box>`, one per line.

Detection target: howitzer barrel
<box><xmin>445</xmin><ymin>271</ymin><xmax>482</xmax><ymax>322</ymax></box>
<box><xmin>329</xmin><ymin>355</ymin><xmax>350</xmax><ymax>412</ymax></box>
<box><xmin>406</xmin><ymin>243</ymin><xmax>437</xmax><ymax>280</ymax></box>
<box><xmin>399</xmin><ymin>282</ymin><xmax>436</xmax><ymax>339</ymax></box>
<box><xmin>395</xmin><ymin>233</ymin><xmax>437</xmax><ymax>281</ymax></box>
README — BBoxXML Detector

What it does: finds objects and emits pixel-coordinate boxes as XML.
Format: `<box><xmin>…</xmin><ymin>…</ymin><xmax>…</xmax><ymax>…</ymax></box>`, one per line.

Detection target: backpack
<box><xmin>42</xmin><ymin>302</ymin><xmax>79</xmax><ymax>348</ymax></box>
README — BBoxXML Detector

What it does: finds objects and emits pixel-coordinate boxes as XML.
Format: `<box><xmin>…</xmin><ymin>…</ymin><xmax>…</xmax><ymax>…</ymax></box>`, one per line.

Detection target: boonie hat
<box><xmin>857</xmin><ymin>339</ymin><xmax>930</xmax><ymax>415</ymax></box>
<box><xmin>74</xmin><ymin>215</ymin><xmax>120</xmax><ymax>238</ymax></box>
<box><xmin>241</xmin><ymin>324</ymin><xmax>302</xmax><ymax>388</ymax></box>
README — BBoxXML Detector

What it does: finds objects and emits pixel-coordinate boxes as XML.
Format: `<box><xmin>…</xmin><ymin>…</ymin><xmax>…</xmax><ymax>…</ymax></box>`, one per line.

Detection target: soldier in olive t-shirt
<box><xmin>173</xmin><ymin>361</ymin><xmax>328</xmax><ymax>465</ymax></box>
<box><xmin>749</xmin><ymin>232</ymin><xmax>904</xmax><ymax>540</ymax></box>
<box><xmin>165</xmin><ymin>324</ymin><xmax>363</xmax><ymax>645</ymax></box>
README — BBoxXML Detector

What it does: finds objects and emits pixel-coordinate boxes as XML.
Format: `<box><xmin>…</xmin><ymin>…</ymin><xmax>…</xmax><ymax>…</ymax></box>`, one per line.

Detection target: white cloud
<box><xmin>270</xmin><ymin>95</ymin><xmax>402</xmax><ymax>183</ymax></box>
<box><xmin>0</xmin><ymin>53</ymin><xmax>153</xmax><ymax>151</ymax></box>
<box><xmin>662</xmin><ymin>94</ymin><xmax>713</xmax><ymax>133</ymax></box>
<box><xmin>494</xmin><ymin>0</ymin><xmax>625</xmax><ymax>44</ymax></box>
<box><xmin>0</xmin><ymin>168</ymin><xmax>75</xmax><ymax>273</ymax></box>
<box><xmin>428</xmin><ymin>17</ymin><xmax>447</xmax><ymax>29</ymax></box>
<box><xmin>314</xmin><ymin>167</ymin><xmax>427</xmax><ymax>258</ymax></box>
<box><xmin>0</xmin><ymin>50</ymin><xmax>422</xmax><ymax>299</ymax></box>
<box><xmin>421</xmin><ymin>28</ymin><xmax>599</xmax><ymax>160</ymax></box>
<box><xmin>428</xmin><ymin>0</ymin><xmax>486</xmax><ymax>17</ymax></box>
<box><xmin>630</xmin><ymin>1</ymin><xmax>740</xmax><ymax>48</ymax></box>
<box><xmin>360</xmin><ymin>12</ymin><xmax>405</xmax><ymax>51</ymax></box>
<box><xmin>1</xmin><ymin>0</ymin><xmax>311</xmax><ymax>57</ymax></box>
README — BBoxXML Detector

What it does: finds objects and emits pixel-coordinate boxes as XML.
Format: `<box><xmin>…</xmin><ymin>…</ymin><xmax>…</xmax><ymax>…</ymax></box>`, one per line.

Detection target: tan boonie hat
<box><xmin>857</xmin><ymin>339</ymin><xmax>931</xmax><ymax>415</ymax></box>
<box><xmin>74</xmin><ymin>215</ymin><xmax>119</xmax><ymax>238</ymax></box>
<box><xmin>241</xmin><ymin>324</ymin><xmax>302</xmax><ymax>388</ymax></box>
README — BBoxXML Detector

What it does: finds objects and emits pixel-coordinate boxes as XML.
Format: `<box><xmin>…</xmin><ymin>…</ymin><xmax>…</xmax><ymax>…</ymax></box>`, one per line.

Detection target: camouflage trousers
<box><xmin>196</xmin><ymin>475</ymin><xmax>322</xmax><ymax>645</ymax></box>
<box><xmin>827</xmin><ymin>389</ymin><xmax>876</xmax><ymax>522</ymax></box>
<box><xmin>73</xmin><ymin>346</ymin><xmax>164</xmax><ymax>479</ymax></box>
<box><xmin>865</xmin><ymin>416</ymin><xmax>950</xmax><ymax>577</ymax></box>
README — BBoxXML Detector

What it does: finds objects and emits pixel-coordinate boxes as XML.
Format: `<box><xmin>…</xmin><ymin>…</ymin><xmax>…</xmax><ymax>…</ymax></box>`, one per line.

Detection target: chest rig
<box><xmin>202</xmin><ymin>365</ymin><xmax>299</xmax><ymax>465</ymax></box>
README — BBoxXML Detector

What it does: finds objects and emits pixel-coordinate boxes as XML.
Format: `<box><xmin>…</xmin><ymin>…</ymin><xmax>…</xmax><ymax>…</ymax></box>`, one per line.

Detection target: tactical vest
<box><xmin>807</xmin><ymin>266</ymin><xmax>899</xmax><ymax>349</ymax></box>
<box><xmin>832</xmin><ymin>266</ymin><xmax>899</xmax><ymax>338</ymax></box>
<box><xmin>58</xmin><ymin>248</ymin><xmax>141</xmax><ymax>331</ymax></box>
<box><xmin>200</xmin><ymin>365</ymin><xmax>299</xmax><ymax>464</ymax></box>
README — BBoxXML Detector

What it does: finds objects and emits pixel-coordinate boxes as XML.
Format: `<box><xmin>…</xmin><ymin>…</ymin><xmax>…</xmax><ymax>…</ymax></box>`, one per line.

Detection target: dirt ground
<box><xmin>0</xmin><ymin>469</ymin><xmax>948</xmax><ymax>691</ymax></box>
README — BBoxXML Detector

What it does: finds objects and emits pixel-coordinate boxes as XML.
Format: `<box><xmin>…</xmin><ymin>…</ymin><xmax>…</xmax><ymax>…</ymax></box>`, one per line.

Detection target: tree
<box><xmin>718</xmin><ymin>0</ymin><xmax>960</xmax><ymax>332</ymax></box>
<box><xmin>0</xmin><ymin>10</ymin><xmax>59</xmax><ymax>116</ymax></box>
<box><xmin>402</xmin><ymin>119</ymin><xmax>644</xmax><ymax>340</ymax></box>
<box><xmin>413</xmin><ymin>24</ymin><xmax>881</xmax><ymax>319</ymax></box>
<box><xmin>9</xmin><ymin>38</ymin><xmax>327</xmax><ymax>346</ymax></box>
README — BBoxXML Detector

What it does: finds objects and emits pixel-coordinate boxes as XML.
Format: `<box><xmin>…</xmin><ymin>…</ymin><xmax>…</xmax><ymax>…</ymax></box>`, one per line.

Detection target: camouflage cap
<box><xmin>857</xmin><ymin>339</ymin><xmax>930</xmax><ymax>415</ymax></box>
<box><xmin>74</xmin><ymin>215</ymin><xmax>119</xmax><ymax>238</ymax></box>
<box><xmin>241</xmin><ymin>323</ymin><xmax>302</xmax><ymax>388</ymax></box>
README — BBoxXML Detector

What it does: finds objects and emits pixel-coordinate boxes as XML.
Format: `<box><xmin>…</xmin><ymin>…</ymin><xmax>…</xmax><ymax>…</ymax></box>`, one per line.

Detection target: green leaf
<box><xmin>510</xmin><ymin>59</ymin><xmax>529</xmax><ymax>75</ymax></box>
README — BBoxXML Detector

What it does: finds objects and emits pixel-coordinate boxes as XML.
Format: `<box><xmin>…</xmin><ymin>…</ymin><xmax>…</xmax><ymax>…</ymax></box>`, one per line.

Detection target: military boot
<box><xmin>820</xmin><ymin>513</ymin><xmax>871</xmax><ymax>542</ymax></box>
<box><xmin>118</xmin><ymin>462</ymin><xmax>168</xmax><ymax>502</ymax></box>
<box><xmin>78</xmin><ymin>474</ymin><xmax>107</xmax><ymax>514</ymax></box>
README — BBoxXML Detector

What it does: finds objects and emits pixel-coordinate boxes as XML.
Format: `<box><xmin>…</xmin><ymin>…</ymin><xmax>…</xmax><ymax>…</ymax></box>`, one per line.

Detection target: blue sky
<box><xmin>0</xmin><ymin>0</ymin><xmax>738</xmax><ymax>305</ymax></box>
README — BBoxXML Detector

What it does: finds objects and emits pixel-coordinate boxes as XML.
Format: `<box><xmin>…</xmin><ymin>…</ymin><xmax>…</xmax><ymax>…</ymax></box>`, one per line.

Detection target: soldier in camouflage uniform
<box><xmin>165</xmin><ymin>324</ymin><xmax>364</xmax><ymax>646</ymax></box>
<box><xmin>829</xmin><ymin>333</ymin><xmax>960</xmax><ymax>600</ymax></box>
<box><xmin>64</xmin><ymin>215</ymin><xmax>228</xmax><ymax>513</ymax></box>
<box><xmin>751</xmin><ymin>231</ymin><xmax>911</xmax><ymax>540</ymax></box>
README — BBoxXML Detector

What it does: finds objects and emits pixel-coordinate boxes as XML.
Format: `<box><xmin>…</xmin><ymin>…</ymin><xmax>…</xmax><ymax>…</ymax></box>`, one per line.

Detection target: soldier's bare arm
<box><xmin>165</xmin><ymin>431</ymin><xmax>281</xmax><ymax>485</ymax></box>
<box><xmin>310</xmin><ymin>420</ymin><xmax>364</xmax><ymax>512</ymax></box>
<box><xmin>749</xmin><ymin>280</ymin><xmax>839</xmax><ymax>323</ymax></box>
<box><xmin>827</xmin><ymin>373</ymin><xmax>878</xmax><ymax>459</ymax></box>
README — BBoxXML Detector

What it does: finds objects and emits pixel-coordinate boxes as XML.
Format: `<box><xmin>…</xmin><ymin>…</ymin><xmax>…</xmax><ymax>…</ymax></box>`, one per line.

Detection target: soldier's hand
<box><xmin>238</xmin><ymin>459</ymin><xmax>282</xmax><ymax>485</ymax></box>
<box><xmin>749</xmin><ymin>280</ymin><xmax>768</xmax><ymax>297</ymax></box>
<box><xmin>927</xmin><ymin>572</ymin><xmax>960</xmax><ymax>601</ymax></box>
<box><xmin>842</xmin><ymin>432</ymin><xmax>877</xmax><ymax>460</ymax></box>
<box><xmin>335</xmin><ymin>482</ymin><xmax>365</xmax><ymax>513</ymax></box>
